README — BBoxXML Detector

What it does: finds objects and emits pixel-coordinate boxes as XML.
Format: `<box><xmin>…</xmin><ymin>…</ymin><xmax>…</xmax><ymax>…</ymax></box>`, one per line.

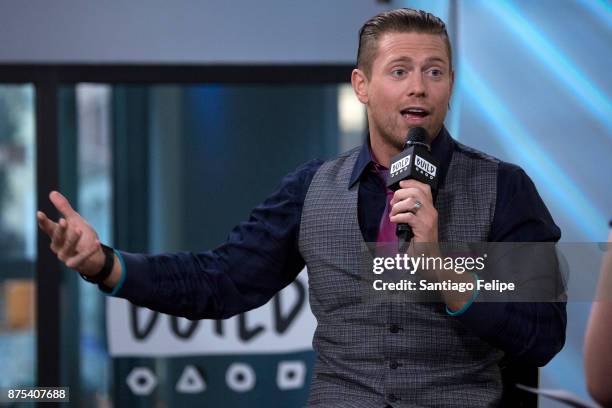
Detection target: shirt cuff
<box><xmin>446</xmin><ymin>272</ymin><xmax>480</xmax><ymax>316</ymax></box>
<box><xmin>99</xmin><ymin>250</ymin><xmax>156</xmax><ymax>304</ymax></box>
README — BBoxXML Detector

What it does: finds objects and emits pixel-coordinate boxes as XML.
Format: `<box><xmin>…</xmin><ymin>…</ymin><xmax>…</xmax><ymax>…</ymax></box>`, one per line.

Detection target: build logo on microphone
<box><xmin>390</xmin><ymin>155</ymin><xmax>411</xmax><ymax>178</ymax></box>
<box><xmin>414</xmin><ymin>155</ymin><xmax>437</xmax><ymax>179</ymax></box>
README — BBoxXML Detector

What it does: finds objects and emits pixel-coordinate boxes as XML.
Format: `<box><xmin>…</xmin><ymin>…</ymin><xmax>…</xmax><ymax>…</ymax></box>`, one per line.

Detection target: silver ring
<box><xmin>412</xmin><ymin>200</ymin><xmax>423</xmax><ymax>213</ymax></box>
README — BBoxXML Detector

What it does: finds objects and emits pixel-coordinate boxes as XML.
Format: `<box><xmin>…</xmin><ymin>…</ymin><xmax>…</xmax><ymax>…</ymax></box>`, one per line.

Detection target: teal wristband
<box><xmin>103</xmin><ymin>249</ymin><xmax>127</xmax><ymax>297</ymax></box>
<box><xmin>446</xmin><ymin>272</ymin><xmax>479</xmax><ymax>316</ymax></box>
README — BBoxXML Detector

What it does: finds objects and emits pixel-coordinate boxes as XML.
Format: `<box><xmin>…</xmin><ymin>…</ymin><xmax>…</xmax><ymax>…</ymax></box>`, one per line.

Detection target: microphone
<box><xmin>386</xmin><ymin>127</ymin><xmax>440</xmax><ymax>252</ymax></box>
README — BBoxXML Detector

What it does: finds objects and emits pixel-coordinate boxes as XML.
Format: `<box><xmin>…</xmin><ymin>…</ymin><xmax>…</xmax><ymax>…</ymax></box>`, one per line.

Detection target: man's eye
<box><xmin>391</xmin><ymin>69</ymin><xmax>405</xmax><ymax>77</ymax></box>
<box><xmin>428</xmin><ymin>69</ymin><xmax>443</xmax><ymax>77</ymax></box>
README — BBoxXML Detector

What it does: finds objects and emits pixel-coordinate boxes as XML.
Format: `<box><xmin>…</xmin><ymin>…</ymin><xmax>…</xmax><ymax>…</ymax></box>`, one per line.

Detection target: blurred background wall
<box><xmin>0</xmin><ymin>0</ymin><xmax>383</xmax><ymax>64</ymax></box>
<box><xmin>0</xmin><ymin>0</ymin><xmax>610</xmax><ymax>407</ymax></box>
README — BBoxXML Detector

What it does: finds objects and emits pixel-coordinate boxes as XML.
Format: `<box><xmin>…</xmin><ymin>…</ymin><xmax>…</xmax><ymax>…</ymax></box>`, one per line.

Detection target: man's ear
<box><xmin>351</xmin><ymin>68</ymin><xmax>369</xmax><ymax>104</ymax></box>
<box><xmin>447</xmin><ymin>69</ymin><xmax>455</xmax><ymax>110</ymax></box>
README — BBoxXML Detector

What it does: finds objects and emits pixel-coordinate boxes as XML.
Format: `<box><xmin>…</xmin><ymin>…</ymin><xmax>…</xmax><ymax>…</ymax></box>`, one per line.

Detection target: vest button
<box><xmin>389</xmin><ymin>361</ymin><xmax>399</xmax><ymax>369</ymax></box>
<box><xmin>389</xmin><ymin>324</ymin><xmax>400</xmax><ymax>333</ymax></box>
<box><xmin>388</xmin><ymin>393</ymin><xmax>398</xmax><ymax>402</ymax></box>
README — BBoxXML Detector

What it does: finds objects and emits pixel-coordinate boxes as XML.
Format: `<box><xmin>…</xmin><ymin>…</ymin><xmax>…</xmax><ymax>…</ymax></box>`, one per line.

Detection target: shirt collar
<box><xmin>348</xmin><ymin>126</ymin><xmax>455</xmax><ymax>189</ymax></box>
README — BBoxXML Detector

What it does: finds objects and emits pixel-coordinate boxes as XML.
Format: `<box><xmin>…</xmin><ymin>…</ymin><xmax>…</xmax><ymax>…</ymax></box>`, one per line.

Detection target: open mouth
<box><xmin>401</xmin><ymin>107</ymin><xmax>430</xmax><ymax>118</ymax></box>
<box><xmin>400</xmin><ymin>107</ymin><xmax>430</xmax><ymax>125</ymax></box>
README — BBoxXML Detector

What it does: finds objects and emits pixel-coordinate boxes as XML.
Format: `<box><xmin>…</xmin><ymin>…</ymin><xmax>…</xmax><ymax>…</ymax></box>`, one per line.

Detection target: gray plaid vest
<box><xmin>299</xmin><ymin>144</ymin><xmax>504</xmax><ymax>407</ymax></box>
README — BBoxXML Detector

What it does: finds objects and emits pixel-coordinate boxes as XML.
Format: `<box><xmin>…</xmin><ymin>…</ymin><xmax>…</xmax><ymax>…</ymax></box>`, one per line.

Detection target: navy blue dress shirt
<box><xmin>109</xmin><ymin>128</ymin><xmax>566</xmax><ymax>366</ymax></box>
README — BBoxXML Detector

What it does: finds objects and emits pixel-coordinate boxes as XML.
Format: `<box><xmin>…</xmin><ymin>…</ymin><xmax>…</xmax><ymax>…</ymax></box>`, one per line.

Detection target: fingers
<box><xmin>389</xmin><ymin>181</ymin><xmax>438</xmax><ymax>243</ymax></box>
<box><xmin>65</xmin><ymin>243</ymin><xmax>99</xmax><ymax>270</ymax></box>
<box><xmin>390</xmin><ymin>205</ymin><xmax>438</xmax><ymax>242</ymax></box>
<box><xmin>390</xmin><ymin>210</ymin><xmax>419</xmax><ymax>227</ymax></box>
<box><xmin>38</xmin><ymin>191</ymin><xmax>99</xmax><ymax>269</ymax></box>
<box><xmin>49</xmin><ymin>218</ymin><xmax>82</xmax><ymax>263</ymax></box>
<box><xmin>389</xmin><ymin>210</ymin><xmax>434</xmax><ymax>239</ymax></box>
<box><xmin>390</xmin><ymin>187</ymin><xmax>428</xmax><ymax>209</ymax></box>
<box><xmin>58</xmin><ymin>227</ymin><xmax>83</xmax><ymax>262</ymax></box>
<box><xmin>37</xmin><ymin>211</ymin><xmax>57</xmax><ymax>238</ymax></box>
<box><xmin>389</xmin><ymin>196</ymin><xmax>420</xmax><ymax>217</ymax></box>
<box><xmin>397</xmin><ymin>180</ymin><xmax>432</xmax><ymax>201</ymax></box>
<box><xmin>50</xmin><ymin>218</ymin><xmax>67</xmax><ymax>253</ymax></box>
<box><xmin>49</xmin><ymin>191</ymin><xmax>78</xmax><ymax>219</ymax></box>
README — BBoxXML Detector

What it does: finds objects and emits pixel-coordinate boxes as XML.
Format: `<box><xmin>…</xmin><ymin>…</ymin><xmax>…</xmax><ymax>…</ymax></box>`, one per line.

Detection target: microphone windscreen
<box><xmin>407</xmin><ymin>127</ymin><xmax>428</xmax><ymax>144</ymax></box>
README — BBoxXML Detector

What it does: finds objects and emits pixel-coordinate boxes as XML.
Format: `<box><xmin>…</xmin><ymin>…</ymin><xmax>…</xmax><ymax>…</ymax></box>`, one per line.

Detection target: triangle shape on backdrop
<box><xmin>175</xmin><ymin>365</ymin><xmax>206</xmax><ymax>393</ymax></box>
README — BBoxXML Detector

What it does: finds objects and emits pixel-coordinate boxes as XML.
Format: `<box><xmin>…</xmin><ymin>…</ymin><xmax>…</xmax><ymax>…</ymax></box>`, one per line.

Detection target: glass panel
<box><xmin>56</xmin><ymin>84</ymin><xmax>114</xmax><ymax>407</ymax></box>
<box><xmin>149</xmin><ymin>84</ymin><xmax>354</xmax><ymax>251</ymax></box>
<box><xmin>0</xmin><ymin>85</ymin><xmax>36</xmax><ymax>260</ymax></box>
<box><xmin>0</xmin><ymin>279</ymin><xmax>36</xmax><ymax>387</ymax></box>
<box><xmin>75</xmin><ymin>84</ymin><xmax>114</xmax><ymax>405</ymax></box>
<box><xmin>0</xmin><ymin>84</ymin><xmax>36</xmax><ymax>389</ymax></box>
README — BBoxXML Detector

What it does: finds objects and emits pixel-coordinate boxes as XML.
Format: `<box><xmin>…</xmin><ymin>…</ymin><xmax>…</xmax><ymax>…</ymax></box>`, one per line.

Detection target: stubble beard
<box><xmin>371</xmin><ymin>114</ymin><xmax>406</xmax><ymax>154</ymax></box>
<box><xmin>382</xmin><ymin>128</ymin><xmax>406</xmax><ymax>153</ymax></box>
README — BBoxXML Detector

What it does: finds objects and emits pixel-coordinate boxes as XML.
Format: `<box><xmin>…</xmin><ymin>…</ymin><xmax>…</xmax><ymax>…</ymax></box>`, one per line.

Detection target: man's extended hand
<box><xmin>37</xmin><ymin>191</ymin><xmax>104</xmax><ymax>276</ymax></box>
<box><xmin>389</xmin><ymin>179</ymin><xmax>438</xmax><ymax>244</ymax></box>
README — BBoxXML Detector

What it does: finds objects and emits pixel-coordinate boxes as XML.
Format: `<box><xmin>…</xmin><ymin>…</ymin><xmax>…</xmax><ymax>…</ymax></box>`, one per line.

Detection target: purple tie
<box><xmin>372</xmin><ymin>163</ymin><xmax>398</xmax><ymax>245</ymax></box>
<box><xmin>377</xmin><ymin>188</ymin><xmax>398</xmax><ymax>244</ymax></box>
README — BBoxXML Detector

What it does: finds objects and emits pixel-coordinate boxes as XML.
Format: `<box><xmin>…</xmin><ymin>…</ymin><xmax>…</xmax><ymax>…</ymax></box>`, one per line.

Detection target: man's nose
<box><xmin>406</xmin><ymin>72</ymin><xmax>426</xmax><ymax>97</ymax></box>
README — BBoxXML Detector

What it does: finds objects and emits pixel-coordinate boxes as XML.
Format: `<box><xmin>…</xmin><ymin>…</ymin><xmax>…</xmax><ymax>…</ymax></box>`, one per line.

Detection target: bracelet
<box><xmin>79</xmin><ymin>244</ymin><xmax>115</xmax><ymax>284</ymax></box>
<box><xmin>446</xmin><ymin>272</ymin><xmax>480</xmax><ymax>316</ymax></box>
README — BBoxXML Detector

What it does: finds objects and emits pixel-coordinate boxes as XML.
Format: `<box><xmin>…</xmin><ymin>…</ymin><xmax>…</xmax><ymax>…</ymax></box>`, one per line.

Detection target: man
<box><xmin>37</xmin><ymin>8</ymin><xmax>565</xmax><ymax>407</ymax></box>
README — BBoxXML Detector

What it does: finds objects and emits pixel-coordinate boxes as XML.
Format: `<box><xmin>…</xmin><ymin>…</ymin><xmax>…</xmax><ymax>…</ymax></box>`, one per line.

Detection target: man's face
<box><xmin>352</xmin><ymin>32</ymin><xmax>454</xmax><ymax>152</ymax></box>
